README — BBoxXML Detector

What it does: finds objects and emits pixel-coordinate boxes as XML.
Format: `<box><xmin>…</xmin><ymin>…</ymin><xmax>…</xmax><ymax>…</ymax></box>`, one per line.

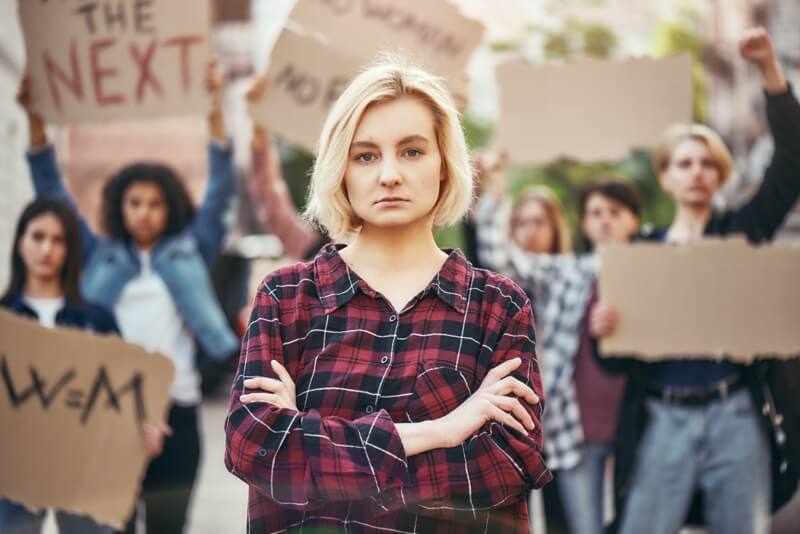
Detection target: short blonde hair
<box><xmin>653</xmin><ymin>123</ymin><xmax>734</xmax><ymax>185</ymax></box>
<box><xmin>303</xmin><ymin>56</ymin><xmax>473</xmax><ymax>239</ymax></box>
<box><xmin>511</xmin><ymin>187</ymin><xmax>572</xmax><ymax>254</ymax></box>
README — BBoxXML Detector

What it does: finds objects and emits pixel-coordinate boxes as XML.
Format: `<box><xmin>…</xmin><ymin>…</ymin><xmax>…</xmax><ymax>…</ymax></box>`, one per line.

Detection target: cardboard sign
<box><xmin>598</xmin><ymin>239</ymin><xmax>800</xmax><ymax>361</ymax></box>
<box><xmin>251</xmin><ymin>0</ymin><xmax>484</xmax><ymax>152</ymax></box>
<box><xmin>251</xmin><ymin>27</ymin><xmax>362</xmax><ymax>153</ymax></box>
<box><xmin>0</xmin><ymin>309</ymin><xmax>174</xmax><ymax>528</ymax></box>
<box><xmin>495</xmin><ymin>54</ymin><xmax>693</xmax><ymax>164</ymax></box>
<box><xmin>19</xmin><ymin>0</ymin><xmax>211</xmax><ymax>124</ymax></box>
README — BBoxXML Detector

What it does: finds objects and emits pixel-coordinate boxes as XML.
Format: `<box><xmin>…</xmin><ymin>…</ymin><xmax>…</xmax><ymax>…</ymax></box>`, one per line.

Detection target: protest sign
<box><xmin>18</xmin><ymin>0</ymin><xmax>211</xmax><ymax>124</ymax></box>
<box><xmin>598</xmin><ymin>239</ymin><xmax>800</xmax><ymax>361</ymax></box>
<box><xmin>251</xmin><ymin>0</ymin><xmax>484</xmax><ymax>152</ymax></box>
<box><xmin>496</xmin><ymin>54</ymin><xmax>693</xmax><ymax>164</ymax></box>
<box><xmin>0</xmin><ymin>309</ymin><xmax>174</xmax><ymax>528</ymax></box>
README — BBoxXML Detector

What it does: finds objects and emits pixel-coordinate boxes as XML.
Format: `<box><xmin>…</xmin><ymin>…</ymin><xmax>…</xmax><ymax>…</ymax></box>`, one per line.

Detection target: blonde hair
<box><xmin>653</xmin><ymin>124</ymin><xmax>733</xmax><ymax>185</ymax></box>
<box><xmin>303</xmin><ymin>55</ymin><xmax>473</xmax><ymax>239</ymax></box>
<box><xmin>511</xmin><ymin>187</ymin><xmax>572</xmax><ymax>254</ymax></box>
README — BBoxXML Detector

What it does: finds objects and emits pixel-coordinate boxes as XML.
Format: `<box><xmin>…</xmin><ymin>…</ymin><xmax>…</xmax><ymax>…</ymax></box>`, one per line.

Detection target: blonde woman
<box><xmin>224</xmin><ymin>57</ymin><xmax>551</xmax><ymax>532</ymax></box>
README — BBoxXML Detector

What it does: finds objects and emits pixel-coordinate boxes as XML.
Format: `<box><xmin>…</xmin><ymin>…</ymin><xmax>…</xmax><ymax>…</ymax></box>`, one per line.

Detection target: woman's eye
<box><xmin>405</xmin><ymin>148</ymin><xmax>422</xmax><ymax>158</ymax></box>
<box><xmin>356</xmin><ymin>153</ymin><xmax>376</xmax><ymax>163</ymax></box>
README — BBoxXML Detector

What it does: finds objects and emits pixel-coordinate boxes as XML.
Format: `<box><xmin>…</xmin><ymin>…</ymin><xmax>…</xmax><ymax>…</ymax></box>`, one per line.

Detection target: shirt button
<box><xmin>365</xmin><ymin>405</ymin><xmax>375</xmax><ymax>414</ymax></box>
<box><xmin>258</xmin><ymin>448</ymin><xmax>268</xmax><ymax>457</ymax></box>
<box><xmin>380</xmin><ymin>355</ymin><xmax>389</xmax><ymax>364</ymax></box>
<box><xmin>388</xmin><ymin>314</ymin><xmax>397</xmax><ymax>322</ymax></box>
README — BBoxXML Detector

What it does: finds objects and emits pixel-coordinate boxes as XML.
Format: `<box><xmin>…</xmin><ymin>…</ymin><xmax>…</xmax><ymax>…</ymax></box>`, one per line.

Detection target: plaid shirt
<box><xmin>476</xmin><ymin>196</ymin><xmax>598</xmax><ymax>471</ymax></box>
<box><xmin>225</xmin><ymin>245</ymin><xmax>551</xmax><ymax>533</ymax></box>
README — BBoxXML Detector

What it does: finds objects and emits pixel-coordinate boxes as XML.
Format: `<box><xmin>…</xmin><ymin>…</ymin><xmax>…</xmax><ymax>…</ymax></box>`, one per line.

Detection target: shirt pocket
<box><xmin>405</xmin><ymin>357</ymin><xmax>478</xmax><ymax>422</ymax></box>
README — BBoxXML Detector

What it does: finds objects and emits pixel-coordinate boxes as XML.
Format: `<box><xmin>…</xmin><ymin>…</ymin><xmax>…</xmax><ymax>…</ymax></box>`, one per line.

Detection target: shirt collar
<box><xmin>313</xmin><ymin>244</ymin><xmax>471</xmax><ymax>314</ymax></box>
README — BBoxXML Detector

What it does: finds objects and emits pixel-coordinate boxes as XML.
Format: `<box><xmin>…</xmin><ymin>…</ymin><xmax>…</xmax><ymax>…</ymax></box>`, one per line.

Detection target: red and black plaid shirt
<box><xmin>225</xmin><ymin>245</ymin><xmax>551</xmax><ymax>533</ymax></box>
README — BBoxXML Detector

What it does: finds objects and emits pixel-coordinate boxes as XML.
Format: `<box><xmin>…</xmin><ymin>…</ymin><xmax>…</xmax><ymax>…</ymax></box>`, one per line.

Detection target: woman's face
<box><xmin>122</xmin><ymin>181</ymin><xmax>168</xmax><ymax>249</ymax></box>
<box><xmin>511</xmin><ymin>199</ymin><xmax>556</xmax><ymax>254</ymax></box>
<box><xmin>581</xmin><ymin>193</ymin><xmax>639</xmax><ymax>245</ymax></box>
<box><xmin>344</xmin><ymin>96</ymin><xmax>444</xmax><ymax>233</ymax></box>
<box><xmin>18</xmin><ymin>212</ymin><xmax>67</xmax><ymax>283</ymax></box>
<box><xmin>660</xmin><ymin>138</ymin><xmax>722</xmax><ymax>210</ymax></box>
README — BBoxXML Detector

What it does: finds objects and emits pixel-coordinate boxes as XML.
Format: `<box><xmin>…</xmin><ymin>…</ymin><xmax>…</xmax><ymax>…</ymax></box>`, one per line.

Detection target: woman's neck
<box><xmin>667</xmin><ymin>202</ymin><xmax>713</xmax><ymax>244</ymax></box>
<box><xmin>342</xmin><ymin>220</ymin><xmax>446</xmax><ymax>275</ymax></box>
<box><xmin>23</xmin><ymin>276</ymin><xmax>64</xmax><ymax>299</ymax></box>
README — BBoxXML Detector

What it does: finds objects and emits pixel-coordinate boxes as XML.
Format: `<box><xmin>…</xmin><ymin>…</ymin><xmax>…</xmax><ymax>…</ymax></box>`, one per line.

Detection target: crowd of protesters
<box><xmin>1</xmin><ymin>25</ymin><xmax>798</xmax><ymax>534</ymax></box>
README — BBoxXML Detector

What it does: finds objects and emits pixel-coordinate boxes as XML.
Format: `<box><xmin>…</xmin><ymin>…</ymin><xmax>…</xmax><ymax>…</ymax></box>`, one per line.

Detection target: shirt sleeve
<box><xmin>374</xmin><ymin>300</ymin><xmax>552</xmax><ymax>520</ymax></box>
<box><xmin>224</xmin><ymin>280</ymin><xmax>409</xmax><ymax>511</ymax></box>
<box><xmin>190</xmin><ymin>141</ymin><xmax>237</xmax><ymax>265</ymax></box>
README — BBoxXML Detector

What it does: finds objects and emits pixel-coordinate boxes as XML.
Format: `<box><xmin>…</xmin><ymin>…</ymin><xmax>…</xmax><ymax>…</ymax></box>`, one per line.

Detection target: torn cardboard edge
<box><xmin>0</xmin><ymin>309</ymin><xmax>175</xmax><ymax>528</ymax></box>
<box><xmin>597</xmin><ymin>238</ymin><xmax>800</xmax><ymax>362</ymax></box>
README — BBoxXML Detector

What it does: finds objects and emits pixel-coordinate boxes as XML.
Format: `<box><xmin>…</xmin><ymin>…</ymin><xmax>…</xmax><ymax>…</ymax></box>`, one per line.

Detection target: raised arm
<box><xmin>730</xmin><ymin>28</ymin><xmax>800</xmax><ymax>241</ymax></box>
<box><xmin>18</xmin><ymin>78</ymin><xmax>99</xmax><ymax>262</ymax></box>
<box><xmin>245</xmin><ymin>76</ymin><xmax>324</xmax><ymax>260</ymax></box>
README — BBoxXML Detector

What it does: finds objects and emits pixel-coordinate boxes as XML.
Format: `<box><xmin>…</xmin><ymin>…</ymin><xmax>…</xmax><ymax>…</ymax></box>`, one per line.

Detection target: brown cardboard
<box><xmin>19</xmin><ymin>0</ymin><xmax>211</xmax><ymax>125</ymax></box>
<box><xmin>0</xmin><ymin>309</ymin><xmax>175</xmax><ymax>528</ymax></box>
<box><xmin>597</xmin><ymin>239</ymin><xmax>800</xmax><ymax>362</ymax></box>
<box><xmin>251</xmin><ymin>0</ymin><xmax>484</xmax><ymax>152</ymax></box>
<box><xmin>495</xmin><ymin>54</ymin><xmax>693</xmax><ymax>164</ymax></box>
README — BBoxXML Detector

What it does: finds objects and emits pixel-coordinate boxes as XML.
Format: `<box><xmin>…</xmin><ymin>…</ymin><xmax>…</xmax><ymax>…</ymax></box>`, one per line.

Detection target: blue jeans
<box><xmin>555</xmin><ymin>441</ymin><xmax>611</xmax><ymax>534</ymax></box>
<box><xmin>620</xmin><ymin>388</ymin><xmax>771</xmax><ymax>534</ymax></box>
<box><xmin>0</xmin><ymin>499</ymin><xmax>111</xmax><ymax>534</ymax></box>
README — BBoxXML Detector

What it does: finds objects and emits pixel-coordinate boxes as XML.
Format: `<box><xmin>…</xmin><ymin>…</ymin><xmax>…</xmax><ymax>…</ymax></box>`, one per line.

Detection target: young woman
<box><xmin>225</xmin><ymin>57</ymin><xmax>551</xmax><ymax>532</ymax></box>
<box><xmin>0</xmin><ymin>198</ymin><xmax>118</xmax><ymax>534</ymax></box>
<box><xmin>18</xmin><ymin>64</ymin><xmax>239</xmax><ymax>534</ymax></box>
<box><xmin>475</xmin><ymin>167</ymin><xmax>642</xmax><ymax>534</ymax></box>
<box><xmin>591</xmin><ymin>28</ymin><xmax>800</xmax><ymax>534</ymax></box>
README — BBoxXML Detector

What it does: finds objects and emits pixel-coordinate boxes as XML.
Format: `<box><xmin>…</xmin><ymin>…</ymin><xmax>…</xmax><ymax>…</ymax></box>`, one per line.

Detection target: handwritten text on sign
<box><xmin>19</xmin><ymin>0</ymin><xmax>212</xmax><ymax>124</ymax></box>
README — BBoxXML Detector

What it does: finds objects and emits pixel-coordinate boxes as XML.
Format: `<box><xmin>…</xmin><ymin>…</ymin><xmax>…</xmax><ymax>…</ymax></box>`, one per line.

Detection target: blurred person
<box><xmin>244</xmin><ymin>75</ymin><xmax>327</xmax><ymax>261</ymax></box>
<box><xmin>224</xmin><ymin>56</ymin><xmax>551</xmax><ymax>532</ymax></box>
<box><xmin>18</xmin><ymin>62</ymin><xmax>239</xmax><ymax>534</ymax></box>
<box><xmin>591</xmin><ymin>28</ymin><xmax>800</xmax><ymax>534</ymax></box>
<box><xmin>0</xmin><ymin>198</ymin><xmax>119</xmax><ymax>534</ymax></box>
<box><xmin>475</xmin><ymin>169</ymin><xmax>642</xmax><ymax>534</ymax></box>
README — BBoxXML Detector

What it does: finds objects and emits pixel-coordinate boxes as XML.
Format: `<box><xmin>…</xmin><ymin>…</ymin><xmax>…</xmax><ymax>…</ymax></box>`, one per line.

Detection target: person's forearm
<box><xmin>209</xmin><ymin>108</ymin><xmax>226</xmax><ymax>144</ymax></box>
<box><xmin>28</xmin><ymin>112</ymin><xmax>47</xmax><ymax>150</ymax></box>
<box><xmin>759</xmin><ymin>59</ymin><xmax>788</xmax><ymax>94</ymax></box>
<box><xmin>396</xmin><ymin>420</ymin><xmax>443</xmax><ymax>456</ymax></box>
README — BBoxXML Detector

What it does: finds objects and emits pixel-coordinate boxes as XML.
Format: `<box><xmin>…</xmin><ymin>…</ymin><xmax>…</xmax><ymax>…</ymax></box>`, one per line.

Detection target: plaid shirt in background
<box><xmin>225</xmin><ymin>245</ymin><xmax>551</xmax><ymax>533</ymax></box>
<box><xmin>475</xmin><ymin>196</ymin><xmax>598</xmax><ymax>471</ymax></box>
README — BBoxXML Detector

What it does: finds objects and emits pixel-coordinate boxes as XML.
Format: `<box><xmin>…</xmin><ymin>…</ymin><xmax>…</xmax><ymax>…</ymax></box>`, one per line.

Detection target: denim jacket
<box><xmin>28</xmin><ymin>142</ymin><xmax>240</xmax><ymax>361</ymax></box>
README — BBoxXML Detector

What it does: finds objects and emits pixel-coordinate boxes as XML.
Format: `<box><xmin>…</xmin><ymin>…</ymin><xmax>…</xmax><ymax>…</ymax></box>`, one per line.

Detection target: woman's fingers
<box><xmin>489</xmin><ymin>404</ymin><xmax>528</xmax><ymax>436</ymax></box>
<box><xmin>243</xmin><ymin>376</ymin><xmax>283</xmax><ymax>392</ymax></box>
<box><xmin>481</xmin><ymin>357</ymin><xmax>522</xmax><ymax>389</ymax></box>
<box><xmin>270</xmin><ymin>360</ymin><xmax>295</xmax><ymax>391</ymax></box>
<box><xmin>240</xmin><ymin>392</ymin><xmax>283</xmax><ymax>406</ymax></box>
<box><xmin>489</xmin><ymin>394</ymin><xmax>535</xmax><ymax>431</ymax></box>
<box><xmin>493</xmin><ymin>376</ymin><xmax>539</xmax><ymax>405</ymax></box>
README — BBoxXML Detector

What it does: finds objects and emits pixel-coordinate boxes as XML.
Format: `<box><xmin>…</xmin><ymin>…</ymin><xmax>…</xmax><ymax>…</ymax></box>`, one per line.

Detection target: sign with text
<box><xmin>496</xmin><ymin>54</ymin><xmax>693</xmax><ymax>164</ymax></box>
<box><xmin>0</xmin><ymin>309</ymin><xmax>174</xmax><ymax>528</ymax></box>
<box><xmin>252</xmin><ymin>0</ymin><xmax>483</xmax><ymax>152</ymax></box>
<box><xmin>19</xmin><ymin>0</ymin><xmax>211</xmax><ymax>124</ymax></box>
<box><xmin>598</xmin><ymin>239</ymin><xmax>800</xmax><ymax>361</ymax></box>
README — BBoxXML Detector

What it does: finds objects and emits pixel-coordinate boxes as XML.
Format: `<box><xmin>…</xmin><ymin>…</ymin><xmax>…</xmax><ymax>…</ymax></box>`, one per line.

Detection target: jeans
<box><xmin>555</xmin><ymin>441</ymin><xmax>611</xmax><ymax>534</ymax></box>
<box><xmin>620</xmin><ymin>388</ymin><xmax>771</xmax><ymax>534</ymax></box>
<box><xmin>0</xmin><ymin>500</ymin><xmax>111</xmax><ymax>534</ymax></box>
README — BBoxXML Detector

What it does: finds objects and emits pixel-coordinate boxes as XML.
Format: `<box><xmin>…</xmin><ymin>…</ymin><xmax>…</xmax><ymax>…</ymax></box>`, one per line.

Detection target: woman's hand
<box><xmin>476</xmin><ymin>148</ymin><xmax>508</xmax><ymax>200</ymax></box>
<box><xmin>17</xmin><ymin>77</ymin><xmax>47</xmax><ymax>149</ymax></box>
<box><xmin>588</xmin><ymin>301</ymin><xmax>619</xmax><ymax>338</ymax></box>
<box><xmin>142</xmin><ymin>422</ymin><xmax>173</xmax><ymax>458</ymax></box>
<box><xmin>434</xmin><ymin>357</ymin><xmax>539</xmax><ymax>449</ymax></box>
<box><xmin>207</xmin><ymin>59</ymin><xmax>227</xmax><ymax>143</ymax></box>
<box><xmin>739</xmin><ymin>27</ymin><xmax>787</xmax><ymax>93</ymax></box>
<box><xmin>240</xmin><ymin>360</ymin><xmax>298</xmax><ymax>411</ymax></box>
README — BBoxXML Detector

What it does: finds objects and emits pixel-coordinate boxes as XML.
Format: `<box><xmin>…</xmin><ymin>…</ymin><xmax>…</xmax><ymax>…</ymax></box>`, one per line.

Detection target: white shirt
<box><xmin>114</xmin><ymin>251</ymin><xmax>201</xmax><ymax>405</ymax></box>
<box><xmin>24</xmin><ymin>296</ymin><xmax>65</xmax><ymax>328</ymax></box>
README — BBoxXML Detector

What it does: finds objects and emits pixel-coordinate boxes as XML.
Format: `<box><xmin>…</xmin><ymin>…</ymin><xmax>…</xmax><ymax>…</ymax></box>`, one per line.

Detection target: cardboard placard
<box><xmin>598</xmin><ymin>239</ymin><xmax>800</xmax><ymax>361</ymax></box>
<box><xmin>0</xmin><ymin>309</ymin><xmax>174</xmax><ymax>528</ymax></box>
<box><xmin>19</xmin><ymin>0</ymin><xmax>211</xmax><ymax>125</ymax></box>
<box><xmin>495</xmin><ymin>54</ymin><xmax>693</xmax><ymax>164</ymax></box>
<box><xmin>251</xmin><ymin>0</ymin><xmax>484</xmax><ymax>152</ymax></box>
